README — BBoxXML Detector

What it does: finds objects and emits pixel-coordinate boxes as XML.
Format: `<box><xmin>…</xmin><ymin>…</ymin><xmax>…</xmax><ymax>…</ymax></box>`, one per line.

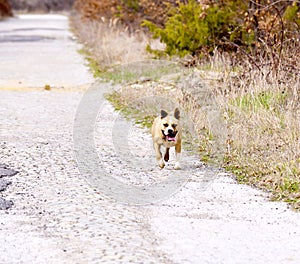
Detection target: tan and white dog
<box><xmin>151</xmin><ymin>108</ymin><xmax>181</xmax><ymax>170</ymax></box>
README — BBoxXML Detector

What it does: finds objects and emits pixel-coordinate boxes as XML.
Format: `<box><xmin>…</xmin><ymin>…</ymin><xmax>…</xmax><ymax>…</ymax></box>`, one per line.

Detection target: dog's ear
<box><xmin>161</xmin><ymin>110</ymin><xmax>168</xmax><ymax>119</ymax></box>
<box><xmin>174</xmin><ymin>108</ymin><xmax>180</xmax><ymax>120</ymax></box>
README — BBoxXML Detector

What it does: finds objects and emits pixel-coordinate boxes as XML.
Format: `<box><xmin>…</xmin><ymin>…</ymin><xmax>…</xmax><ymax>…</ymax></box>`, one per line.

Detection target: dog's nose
<box><xmin>168</xmin><ymin>129</ymin><xmax>173</xmax><ymax>134</ymax></box>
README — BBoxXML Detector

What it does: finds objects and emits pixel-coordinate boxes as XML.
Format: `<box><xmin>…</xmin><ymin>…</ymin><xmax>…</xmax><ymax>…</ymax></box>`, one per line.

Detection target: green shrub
<box><xmin>142</xmin><ymin>0</ymin><xmax>246</xmax><ymax>57</ymax></box>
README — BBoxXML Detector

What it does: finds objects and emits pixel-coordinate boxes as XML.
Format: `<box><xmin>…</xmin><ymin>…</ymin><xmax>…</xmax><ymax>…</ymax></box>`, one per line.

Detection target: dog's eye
<box><xmin>163</xmin><ymin>123</ymin><xmax>168</xmax><ymax>127</ymax></box>
<box><xmin>172</xmin><ymin>124</ymin><xmax>177</xmax><ymax>128</ymax></box>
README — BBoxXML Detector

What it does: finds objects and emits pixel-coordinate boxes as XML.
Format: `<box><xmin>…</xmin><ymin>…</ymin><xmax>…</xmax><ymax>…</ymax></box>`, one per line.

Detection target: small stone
<box><xmin>44</xmin><ymin>84</ymin><xmax>51</xmax><ymax>90</ymax></box>
<box><xmin>0</xmin><ymin>197</ymin><xmax>13</xmax><ymax>210</ymax></box>
<box><xmin>0</xmin><ymin>164</ymin><xmax>18</xmax><ymax>178</ymax></box>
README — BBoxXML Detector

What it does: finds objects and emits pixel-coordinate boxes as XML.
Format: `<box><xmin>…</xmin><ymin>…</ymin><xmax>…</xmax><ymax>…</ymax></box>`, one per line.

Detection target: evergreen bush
<box><xmin>142</xmin><ymin>0</ymin><xmax>246</xmax><ymax>57</ymax></box>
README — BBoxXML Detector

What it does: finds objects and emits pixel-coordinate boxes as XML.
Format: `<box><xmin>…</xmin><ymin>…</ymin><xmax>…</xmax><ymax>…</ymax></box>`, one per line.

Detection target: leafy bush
<box><xmin>142</xmin><ymin>0</ymin><xmax>300</xmax><ymax>64</ymax></box>
<box><xmin>142</xmin><ymin>0</ymin><xmax>247</xmax><ymax>57</ymax></box>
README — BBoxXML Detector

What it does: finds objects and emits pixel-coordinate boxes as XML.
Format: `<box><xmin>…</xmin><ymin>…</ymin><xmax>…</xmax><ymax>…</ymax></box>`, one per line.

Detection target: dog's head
<box><xmin>160</xmin><ymin>108</ymin><xmax>180</xmax><ymax>142</ymax></box>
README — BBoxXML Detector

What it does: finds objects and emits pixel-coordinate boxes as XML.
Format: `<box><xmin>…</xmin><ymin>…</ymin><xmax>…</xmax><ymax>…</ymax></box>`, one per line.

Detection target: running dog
<box><xmin>151</xmin><ymin>108</ymin><xmax>181</xmax><ymax>170</ymax></box>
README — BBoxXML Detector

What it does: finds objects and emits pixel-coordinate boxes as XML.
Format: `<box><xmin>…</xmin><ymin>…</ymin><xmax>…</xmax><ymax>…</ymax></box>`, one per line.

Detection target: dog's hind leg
<box><xmin>164</xmin><ymin>148</ymin><xmax>170</xmax><ymax>162</ymax></box>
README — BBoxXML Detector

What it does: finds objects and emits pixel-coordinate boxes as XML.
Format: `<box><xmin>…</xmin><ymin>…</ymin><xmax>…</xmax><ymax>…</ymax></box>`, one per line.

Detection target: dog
<box><xmin>151</xmin><ymin>108</ymin><xmax>181</xmax><ymax>170</ymax></box>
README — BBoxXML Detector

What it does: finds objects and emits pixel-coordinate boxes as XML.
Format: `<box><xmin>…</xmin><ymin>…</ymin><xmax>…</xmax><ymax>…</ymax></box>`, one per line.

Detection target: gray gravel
<box><xmin>0</xmin><ymin>179</ymin><xmax>11</xmax><ymax>192</ymax></box>
<box><xmin>1</xmin><ymin>14</ymin><xmax>300</xmax><ymax>264</ymax></box>
<box><xmin>0</xmin><ymin>164</ymin><xmax>17</xmax><ymax>209</ymax></box>
<box><xmin>0</xmin><ymin>164</ymin><xmax>18</xmax><ymax>178</ymax></box>
<box><xmin>0</xmin><ymin>197</ymin><xmax>13</xmax><ymax>210</ymax></box>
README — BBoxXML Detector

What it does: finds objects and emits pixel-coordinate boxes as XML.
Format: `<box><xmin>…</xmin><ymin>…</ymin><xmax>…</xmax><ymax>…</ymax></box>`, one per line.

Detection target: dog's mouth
<box><xmin>162</xmin><ymin>130</ymin><xmax>177</xmax><ymax>142</ymax></box>
<box><xmin>166</xmin><ymin>135</ymin><xmax>176</xmax><ymax>142</ymax></box>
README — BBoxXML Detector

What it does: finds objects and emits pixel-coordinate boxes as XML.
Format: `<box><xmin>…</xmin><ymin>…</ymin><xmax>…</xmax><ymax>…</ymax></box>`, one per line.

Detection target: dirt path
<box><xmin>1</xmin><ymin>14</ymin><xmax>300</xmax><ymax>264</ymax></box>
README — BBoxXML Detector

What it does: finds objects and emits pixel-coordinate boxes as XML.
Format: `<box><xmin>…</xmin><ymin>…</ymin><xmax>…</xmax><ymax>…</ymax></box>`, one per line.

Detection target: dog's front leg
<box><xmin>154</xmin><ymin>143</ymin><xmax>164</xmax><ymax>169</ymax></box>
<box><xmin>174</xmin><ymin>141</ymin><xmax>181</xmax><ymax>170</ymax></box>
<box><xmin>164</xmin><ymin>148</ymin><xmax>170</xmax><ymax>162</ymax></box>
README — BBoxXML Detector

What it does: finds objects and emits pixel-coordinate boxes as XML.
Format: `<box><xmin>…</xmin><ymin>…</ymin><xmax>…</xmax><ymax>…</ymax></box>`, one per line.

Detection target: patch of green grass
<box><xmin>223</xmin><ymin>152</ymin><xmax>300</xmax><ymax>209</ymax></box>
<box><xmin>105</xmin><ymin>91</ymin><xmax>123</xmax><ymax>110</ymax></box>
<box><xmin>79</xmin><ymin>47</ymin><xmax>181</xmax><ymax>84</ymax></box>
<box><xmin>273</xmin><ymin>176</ymin><xmax>300</xmax><ymax>208</ymax></box>
<box><xmin>280</xmin><ymin>179</ymin><xmax>299</xmax><ymax>193</ymax></box>
<box><xmin>274</xmin><ymin>161</ymin><xmax>300</xmax><ymax>204</ymax></box>
<box><xmin>78</xmin><ymin>48</ymin><xmax>102</xmax><ymax>78</ymax></box>
<box><xmin>229</xmin><ymin>91</ymin><xmax>287</xmax><ymax>113</ymax></box>
<box><xmin>135</xmin><ymin>115</ymin><xmax>154</xmax><ymax>129</ymax></box>
<box><xmin>223</xmin><ymin>154</ymin><xmax>249</xmax><ymax>183</ymax></box>
<box><xmin>86</xmin><ymin>57</ymin><xmax>102</xmax><ymax>78</ymax></box>
<box><xmin>100</xmin><ymin>62</ymin><xmax>180</xmax><ymax>84</ymax></box>
<box><xmin>105</xmin><ymin>91</ymin><xmax>156</xmax><ymax>128</ymax></box>
<box><xmin>100</xmin><ymin>68</ymin><xmax>138</xmax><ymax>84</ymax></box>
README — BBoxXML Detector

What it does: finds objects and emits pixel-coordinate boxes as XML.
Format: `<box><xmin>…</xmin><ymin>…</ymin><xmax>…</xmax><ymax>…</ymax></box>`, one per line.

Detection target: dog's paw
<box><xmin>174</xmin><ymin>162</ymin><xmax>181</xmax><ymax>170</ymax></box>
<box><xmin>158</xmin><ymin>160</ymin><xmax>165</xmax><ymax>169</ymax></box>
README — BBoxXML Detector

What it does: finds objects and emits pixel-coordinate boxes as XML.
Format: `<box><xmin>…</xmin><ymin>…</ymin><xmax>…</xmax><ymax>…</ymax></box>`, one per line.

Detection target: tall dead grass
<box><xmin>208</xmin><ymin>49</ymin><xmax>300</xmax><ymax>209</ymax></box>
<box><xmin>70</xmin><ymin>13</ymin><xmax>163</xmax><ymax>70</ymax></box>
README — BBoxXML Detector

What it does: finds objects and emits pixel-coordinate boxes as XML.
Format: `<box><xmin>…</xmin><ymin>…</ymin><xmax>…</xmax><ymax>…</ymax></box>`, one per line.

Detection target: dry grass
<box><xmin>70</xmin><ymin>13</ymin><xmax>164</xmax><ymax>71</ymax></box>
<box><xmin>207</xmin><ymin>51</ymin><xmax>300</xmax><ymax>209</ymax></box>
<box><xmin>171</xmin><ymin>49</ymin><xmax>300</xmax><ymax>209</ymax></box>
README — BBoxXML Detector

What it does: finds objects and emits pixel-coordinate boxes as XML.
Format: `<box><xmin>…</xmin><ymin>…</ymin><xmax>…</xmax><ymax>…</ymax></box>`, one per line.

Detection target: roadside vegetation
<box><xmin>71</xmin><ymin>0</ymin><xmax>300</xmax><ymax>209</ymax></box>
<box><xmin>0</xmin><ymin>0</ymin><xmax>12</xmax><ymax>18</ymax></box>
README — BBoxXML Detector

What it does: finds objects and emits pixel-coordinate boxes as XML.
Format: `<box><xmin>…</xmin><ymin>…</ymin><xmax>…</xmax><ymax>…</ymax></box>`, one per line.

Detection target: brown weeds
<box><xmin>214</xmin><ymin>48</ymin><xmax>300</xmax><ymax>209</ymax></box>
<box><xmin>70</xmin><ymin>13</ymin><xmax>164</xmax><ymax>70</ymax></box>
<box><xmin>0</xmin><ymin>0</ymin><xmax>12</xmax><ymax>17</ymax></box>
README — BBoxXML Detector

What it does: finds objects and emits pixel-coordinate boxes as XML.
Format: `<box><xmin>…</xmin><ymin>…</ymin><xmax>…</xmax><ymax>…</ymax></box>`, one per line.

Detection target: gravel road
<box><xmin>1</xmin><ymin>14</ymin><xmax>300</xmax><ymax>264</ymax></box>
